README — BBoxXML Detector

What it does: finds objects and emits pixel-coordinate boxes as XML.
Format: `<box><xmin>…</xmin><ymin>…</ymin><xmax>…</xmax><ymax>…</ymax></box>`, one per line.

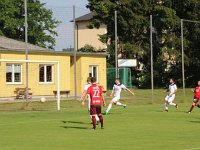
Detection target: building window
<box><xmin>89</xmin><ymin>66</ymin><xmax>98</xmax><ymax>82</ymax></box>
<box><xmin>39</xmin><ymin>65</ymin><xmax>53</xmax><ymax>83</ymax></box>
<box><xmin>6</xmin><ymin>64</ymin><xmax>22</xmax><ymax>84</ymax></box>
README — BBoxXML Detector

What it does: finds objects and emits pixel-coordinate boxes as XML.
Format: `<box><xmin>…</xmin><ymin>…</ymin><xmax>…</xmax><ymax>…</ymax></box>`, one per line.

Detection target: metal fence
<box><xmin>107</xmin><ymin>68</ymin><xmax>132</xmax><ymax>90</ymax></box>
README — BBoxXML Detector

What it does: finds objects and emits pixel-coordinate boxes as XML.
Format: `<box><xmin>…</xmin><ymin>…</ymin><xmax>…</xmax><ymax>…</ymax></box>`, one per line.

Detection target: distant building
<box><xmin>0</xmin><ymin>36</ymin><xmax>107</xmax><ymax>98</ymax></box>
<box><xmin>73</xmin><ymin>12</ymin><xmax>107</xmax><ymax>51</ymax></box>
<box><xmin>0</xmin><ymin>36</ymin><xmax>50</xmax><ymax>51</ymax></box>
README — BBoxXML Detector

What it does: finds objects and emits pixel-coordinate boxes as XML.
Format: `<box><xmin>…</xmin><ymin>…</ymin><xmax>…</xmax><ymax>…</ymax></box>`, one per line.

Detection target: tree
<box><xmin>0</xmin><ymin>0</ymin><xmax>60</xmax><ymax>49</ymax></box>
<box><xmin>77</xmin><ymin>44</ymin><xmax>96</xmax><ymax>52</ymax></box>
<box><xmin>87</xmin><ymin>0</ymin><xmax>152</xmax><ymax>87</ymax></box>
<box><xmin>151</xmin><ymin>1</ymin><xmax>182</xmax><ymax>87</ymax></box>
<box><xmin>87</xmin><ymin>0</ymin><xmax>183</xmax><ymax>87</ymax></box>
<box><xmin>173</xmin><ymin>0</ymin><xmax>200</xmax><ymax>87</ymax></box>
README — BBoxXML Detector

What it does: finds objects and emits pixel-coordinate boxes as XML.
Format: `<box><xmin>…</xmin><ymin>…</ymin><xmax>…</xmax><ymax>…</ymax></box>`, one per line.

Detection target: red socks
<box><xmin>98</xmin><ymin>115</ymin><xmax>104</xmax><ymax>128</ymax></box>
<box><xmin>189</xmin><ymin>105</ymin><xmax>195</xmax><ymax>112</ymax></box>
<box><xmin>92</xmin><ymin>116</ymin><xmax>96</xmax><ymax>129</ymax></box>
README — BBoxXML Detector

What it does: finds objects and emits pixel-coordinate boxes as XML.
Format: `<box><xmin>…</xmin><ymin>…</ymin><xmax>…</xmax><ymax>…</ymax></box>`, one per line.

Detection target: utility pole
<box><xmin>24</xmin><ymin>0</ymin><xmax>29</xmax><ymax>102</ymax></box>
<box><xmin>150</xmin><ymin>15</ymin><xmax>154</xmax><ymax>102</ymax></box>
<box><xmin>181</xmin><ymin>19</ymin><xmax>200</xmax><ymax>99</ymax></box>
<box><xmin>181</xmin><ymin>19</ymin><xmax>185</xmax><ymax>98</ymax></box>
<box><xmin>115</xmin><ymin>11</ymin><xmax>118</xmax><ymax>78</ymax></box>
<box><xmin>73</xmin><ymin>5</ymin><xmax>77</xmax><ymax>100</ymax></box>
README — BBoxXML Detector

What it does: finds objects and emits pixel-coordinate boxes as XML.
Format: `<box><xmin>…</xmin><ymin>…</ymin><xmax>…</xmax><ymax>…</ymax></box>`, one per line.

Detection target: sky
<box><xmin>39</xmin><ymin>0</ymin><xmax>89</xmax><ymax>51</ymax></box>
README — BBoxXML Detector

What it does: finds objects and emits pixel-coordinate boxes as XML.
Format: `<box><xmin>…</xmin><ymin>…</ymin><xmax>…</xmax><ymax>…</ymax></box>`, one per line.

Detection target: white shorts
<box><xmin>112</xmin><ymin>97</ymin><xmax>120</xmax><ymax>103</ymax></box>
<box><xmin>165</xmin><ymin>95</ymin><xmax>175</xmax><ymax>103</ymax></box>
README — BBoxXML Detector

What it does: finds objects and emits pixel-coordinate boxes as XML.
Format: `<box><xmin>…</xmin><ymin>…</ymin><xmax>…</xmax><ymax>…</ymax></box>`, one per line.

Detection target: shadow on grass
<box><xmin>103</xmin><ymin>112</ymin><xmax>122</xmax><ymax>116</ymax></box>
<box><xmin>153</xmin><ymin>109</ymin><xmax>186</xmax><ymax>113</ymax></box>
<box><xmin>61</xmin><ymin>121</ymin><xmax>93</xmax><ymax>130</ymax></box>
<box><xmin>189</xmin><ymin>120</ymin><xmax>200</xmax><ymax>124</ymax></box>
<box><xmin>61</xmin><ymin>126</ymin><xmax>89</xmax><ymax>130</ymax></box>
<box><xmin>154</xmin><ymin>110</ymin><xmax>164</xmax><ymax>113</ymax></box>
<box><xmin>62</xmin><ymin>121</ymin><xmax>90</xmax><ymax>124</ymax></box>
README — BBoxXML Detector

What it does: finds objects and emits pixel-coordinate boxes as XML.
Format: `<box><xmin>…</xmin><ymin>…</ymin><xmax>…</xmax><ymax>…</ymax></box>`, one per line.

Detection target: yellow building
<box><xmin>74</xmin><ymin>12</ymin><xmax>107</xmax><ymax>50</ymax></box>
<box><xmin>0</xmin><ymin>36</ymin><xmax>107</xmax><ymax>98</ymax></box>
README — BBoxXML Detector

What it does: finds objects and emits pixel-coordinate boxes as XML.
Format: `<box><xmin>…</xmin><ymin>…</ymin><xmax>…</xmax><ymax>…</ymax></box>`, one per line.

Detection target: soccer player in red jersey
<box><xmin>188</xmin><ymin>80</ymin><xmax>200</xmax><ymax>113</ymax></box>
<box><xmin>81</xmin><ymin>77</ymin><xmax>106</xmax><ymax>130</ymax></box>
<box><xmin>80</xmin><ymin>77</ymin><xmax>100</xmax><ymax>123</ymax></box>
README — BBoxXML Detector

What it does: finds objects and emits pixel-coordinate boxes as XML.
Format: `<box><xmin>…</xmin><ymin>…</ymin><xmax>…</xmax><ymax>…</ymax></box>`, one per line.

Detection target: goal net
<box><xmin>0</xmin><ymin>59</ymin><xmax>61</xmax><ymax>111</ymax></box>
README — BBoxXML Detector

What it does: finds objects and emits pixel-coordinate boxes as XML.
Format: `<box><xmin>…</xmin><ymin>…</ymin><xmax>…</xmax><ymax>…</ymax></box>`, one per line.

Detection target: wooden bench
<box><xmin>53</xmin><ymin>90</ymin><xmax>70</xmax><ymax>98</ymax></box>
<box><xmin>15</xmin><ymin>88</ymin><xmax>32</xmax><ymax>99</ymax></box>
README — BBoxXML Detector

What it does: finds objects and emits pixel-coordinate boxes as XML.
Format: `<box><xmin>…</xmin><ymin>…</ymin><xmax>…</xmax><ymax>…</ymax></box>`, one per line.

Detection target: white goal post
<box><xmin>0</xmin><ymin>59</ymin><xmax>61</xmax><ymax>110</ymax></box>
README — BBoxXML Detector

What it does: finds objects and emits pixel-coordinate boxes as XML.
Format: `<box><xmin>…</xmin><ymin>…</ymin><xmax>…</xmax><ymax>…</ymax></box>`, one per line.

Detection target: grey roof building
<box><xmin>0</xmin><ymin>36</ymin><xmax>51</xmax><ymax>51</ymax></box>
<box><xmin>71</xmin><ymin>12</ymin><xmax>97</xmax><ymax>22</ymax></box>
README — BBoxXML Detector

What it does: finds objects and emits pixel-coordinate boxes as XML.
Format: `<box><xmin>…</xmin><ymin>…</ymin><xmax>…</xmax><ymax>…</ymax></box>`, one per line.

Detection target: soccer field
<box><xmin>0</xmin><ymin>89</ymin><xmax>199</xmax><ymax>150</ymax></box>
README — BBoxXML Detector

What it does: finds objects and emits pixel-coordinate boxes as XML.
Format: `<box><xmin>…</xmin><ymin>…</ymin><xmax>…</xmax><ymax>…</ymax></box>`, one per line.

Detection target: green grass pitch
<box><xmin>0</xmin><ymin>89</ymin><xmax>199</xmax><ymax>150</ymax></box>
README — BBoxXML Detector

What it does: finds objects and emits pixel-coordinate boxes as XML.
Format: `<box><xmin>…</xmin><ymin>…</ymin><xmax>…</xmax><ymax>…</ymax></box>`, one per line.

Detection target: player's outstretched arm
<box><xmin>163</xmin><ymin>86</ymin><xmax>169</xmax><ymax>93</ymax></box>
<box><xmin>80</xmin><ymin>92</ymin><xmax>87</xmax><ymax>106</ymax></box>
<box><xmin>101</xmin><ymin>94</ymin><xmax>106</xmax><ymax>107</ymax></box>
<box><xmin>110</xmin><ymin>90</ymin><xmax>114</xmax><ymax>97</ymax></box>
<box><xmin>80</xmin><ymin>90</ymin><xmax>87</xmax><ymax>101</ymax></box>
<box><xmin>191</xmin><ymin>88</ymin><xmax>195</xmax><ymax>93</ymax></box>
<box><xmin>125</xmin><ymin>88</ymin><xmax>135</xmax><ymax>96</ymax></box>
<box><xmin>163</xmin><ymin>89</ymin><xmax>168</xmax><ymax>93</ymax></box>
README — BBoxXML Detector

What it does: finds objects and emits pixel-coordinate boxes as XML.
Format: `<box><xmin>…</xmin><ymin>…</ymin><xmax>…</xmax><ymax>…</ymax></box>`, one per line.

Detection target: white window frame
<box><xmin>6</xmin><ymin>64</ymin><xmax>22</xmax><ymax>84</ymax></box>
<box><xmin>0</xmin><ymin>59</ymin><xmax>61</xmax><ymax>111</ymax></box>
<box><xmin>89</xmin><ymin>65</ymin><xmax>98</xmax><ymax>83</ymax></box>
<box><xmin>39</xmin><ymin>64</ymin><xmax>54</xmax><ymax>84</ymax></box>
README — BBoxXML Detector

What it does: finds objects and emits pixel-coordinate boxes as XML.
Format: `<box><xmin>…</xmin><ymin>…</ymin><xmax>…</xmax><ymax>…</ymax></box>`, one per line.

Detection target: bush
<box><xmin>77</xmin><ymin>44</ymin><xmax>96</xmax><ymax>52</ymax></box>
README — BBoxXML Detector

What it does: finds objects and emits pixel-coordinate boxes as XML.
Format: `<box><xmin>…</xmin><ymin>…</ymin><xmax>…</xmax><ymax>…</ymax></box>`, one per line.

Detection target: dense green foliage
<box><xmin>77</xmin><ymin>44</ymin><xmax>96</xmax><ymax>52</ymax></box>
<box><xmin>87</xmin><ymin>0</ymin><xmax>200</xmax><ymax>88</ymax></box>
<box><xmin>0</xmin><ymin>0</ymin><xmax>59</xmax><ymax>49</ymax></box>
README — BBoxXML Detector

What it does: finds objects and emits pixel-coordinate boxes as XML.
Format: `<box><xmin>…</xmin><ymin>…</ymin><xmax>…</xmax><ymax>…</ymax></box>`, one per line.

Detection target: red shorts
<box><xmin>193</xmin><ymin>98</ymin><xmax>200</xmax><ymax>103</ymax></box>
<box><xmin>90</xmin><ymin>105</ymin><xmax>101</xmax><ymax>115</ymax></box>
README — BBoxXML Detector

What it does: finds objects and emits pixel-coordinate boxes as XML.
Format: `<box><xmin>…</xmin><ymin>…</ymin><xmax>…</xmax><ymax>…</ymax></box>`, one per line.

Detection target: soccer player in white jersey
<box><xmin>80</xmin><ymin>77</ymin><xmax>99</xmax><ymax>122</ymax></box>
<box><xmin>105</xmin><ymin>78</ymin><xmax>134</xmax><ymax>115</ymax></box>
<box><xmin>164</xmin><ymin>78</ymin><xmax>179</xmax><ymax>112</ymax></box>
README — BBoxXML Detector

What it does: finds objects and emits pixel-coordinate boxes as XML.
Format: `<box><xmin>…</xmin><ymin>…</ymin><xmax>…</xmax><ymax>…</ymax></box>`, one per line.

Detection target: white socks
<box><xmin>164</xmin><ymin>103</ymin><xmax>168</xmax><ymax>110</ymax></box>
<box><xmin>90</xmin><ymin>115</ymin><xmax>99</xmax><ymax>122</ymax></box>
<box><xmin>106</xmin><ymin>104</ymin><xmax>112</xmax><ymax>113</ymax></box>
<box><xmin>164</xmin><ymin>102</ymin><xmax>176</xmax><ymax>110</ymax></box>
<box><xmin>106</xmin><ymin>102</ymin><xmax>125</xmax><ymax>113</ymax></box>
<box><xmin>95</xmin><ymin>114</ymin><xmax>99</xmax><ymax>122</ymax></box>
<box><xmin>169</xmin><ymin>103</ymin><xmax>176</xmax><ymax>106</ymax></box>
<box><xmin>116</xmin><ymin>102</ymin><xmax>123</xmax><ymax>106</ymax></box>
